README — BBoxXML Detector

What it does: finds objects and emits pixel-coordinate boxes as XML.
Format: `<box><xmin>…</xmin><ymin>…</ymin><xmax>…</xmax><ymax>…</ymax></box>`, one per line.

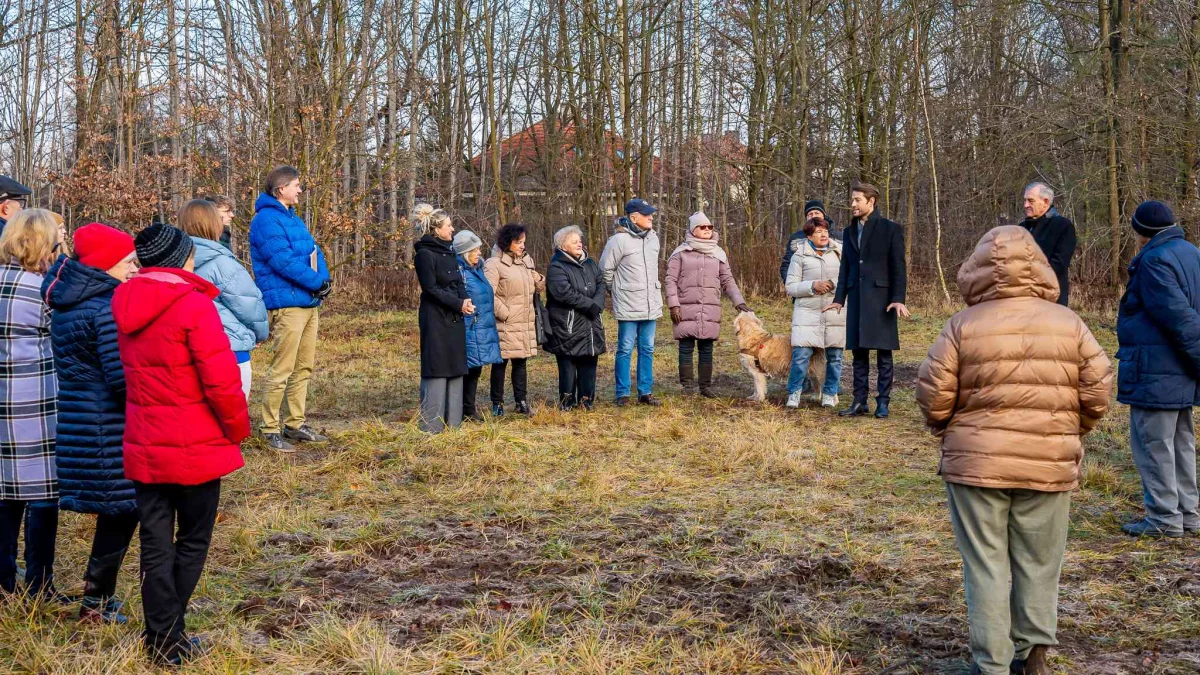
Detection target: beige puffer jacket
<box><xmin>485</xmin><ymin>246</ymin><xmax>546</xmax><ymax>359</ymax></box>
<box><xmin>915</xmin><ymin>226</ymin><xmax>1112</xmax><ymax>492</ymax></box>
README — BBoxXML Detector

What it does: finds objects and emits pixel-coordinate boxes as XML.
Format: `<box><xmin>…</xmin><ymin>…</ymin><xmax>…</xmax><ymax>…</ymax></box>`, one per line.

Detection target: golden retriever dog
<box><xmin>734</xmin><ymin>311</ymin><xmax>825</xmax><ymax>403</ymax></box>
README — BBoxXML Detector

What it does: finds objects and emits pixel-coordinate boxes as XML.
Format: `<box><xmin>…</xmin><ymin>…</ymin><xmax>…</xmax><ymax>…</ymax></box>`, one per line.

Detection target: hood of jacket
<box><xmin>415</xmin><ymin>233</ymin><xmax>454</xmax><ymax>257</ymax></box>
<box><xmin>552</xmin><ymin>248</ymin><xmax>588</xmax><ymax>266</ymax></box>
<box><xmin>112</xmin><ymin>268</ymin><xmax>219</xmax><ymax>335</ymax></box>
<box><xmin>43</xmin><ymin>255</ymin><xmax>119</xmax><ymax>310</ymax></box>
<box><xmin>254</xmin><ymin>191</ymin><xmax>293</xmax><ymax>218</ymax></box>
<box><xmin>192</xmin><ymin>235</ymin><xmax>236</xmax><ymax>271</ymax></box>
<box><xmin>957</xmin><ymin>226</ymin><xmax>1059</xmax><ymax>306</ymax></box>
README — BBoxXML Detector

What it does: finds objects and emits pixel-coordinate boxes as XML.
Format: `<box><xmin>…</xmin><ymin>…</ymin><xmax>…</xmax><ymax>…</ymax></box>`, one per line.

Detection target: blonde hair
<box><xmin>178</xmin><ymin>199</ymin><xmax>224</xmax><ymax>240</ymax></box>
<box><xmin>412</xmin><ymin>203</ymin><xmax>450</xmax><ymax>236</ymax></box>
<box><xmin>0</xmin><ymin>208</ymin><xmax>59</xmax><ymax>273</ymax></box>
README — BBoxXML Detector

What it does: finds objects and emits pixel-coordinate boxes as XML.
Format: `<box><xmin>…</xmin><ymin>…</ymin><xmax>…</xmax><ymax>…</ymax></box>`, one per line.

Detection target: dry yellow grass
<box><xmin>1</xmin><ymin>300</ymin><xmax>1196</xmax><ymax>674</ymax></box>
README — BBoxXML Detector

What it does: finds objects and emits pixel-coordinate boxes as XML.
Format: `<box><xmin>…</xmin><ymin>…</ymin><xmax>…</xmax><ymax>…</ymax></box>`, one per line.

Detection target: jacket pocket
<box><xmin>874</xmin><ymin>279</ymin><xmax>890</xmax><ymax>287</ymax></box>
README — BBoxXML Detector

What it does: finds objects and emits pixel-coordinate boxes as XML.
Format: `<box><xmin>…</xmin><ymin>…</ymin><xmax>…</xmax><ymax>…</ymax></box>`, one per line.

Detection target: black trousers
<box><xmin>464</xmin><ymin>366</ymin><xmax>483</xmax><ymax>415</ymax></box>
<box><xmin>82</xmin><ymin>512</ymin><xmax>139</xmax><ymax>607</ymax></box>
<box><xmin>678</xmin><ymin>338</ymin><xmax>715</xmax><ymax>366</ymax></box>
<box><xmin>135</xmin><ymin>479</ymin><xmax>221</xmax><ymax>651</ymax></box>
<box><xmin>0</xmin><ymin>499</ymin><xmax>57</xmax><ymax>595</ymax></box>
<box><xmin>490</xmin><ymin>358</ymin><xmax>528</xmax><ymax>405</ymax></box>
<box><xmin>556</xmin><ymin>355</ymin><xmax>598</xmax><ymax>405</ymax></box>
<box><xmin>852</xmin><ymin>348</ymin><xmax>894</xmax><ymax>402</ymax></box>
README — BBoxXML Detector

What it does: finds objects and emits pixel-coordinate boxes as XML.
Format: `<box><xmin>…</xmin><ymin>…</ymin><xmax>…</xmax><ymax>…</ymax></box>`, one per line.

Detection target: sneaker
<box><xmin>514</xmin><ymin>401</ymin><xmax>532</xmax><ymax>416</ymax></box>
<box><xmin>80</xmin><ymin>597</ymin><xmax>129</xmax><ymax>625</ymax></box>
<box><xmin>1121</xmin><ymin>519</ymin><xmax>1184</xmax><ymax>538</ymax></box>
<box><xmin>283</xmin><ymin>425</ymin><xmax>328</xmax><ymax>443</ymax></box>
<box><xmin>264</xmin><ymin>433</ymin><xmax>295</xmax><ymax>453</ymax></box>
<box><xmin>638</xmin><ymin>394</ymin><xmax>662</xmax><ymax>407</ymax></box>
<box><xmin>491</xmin><ymin>403</ymin><xmax>505</xmax><ymax>417</ymax></box>
<box><xmin>821</xmin><ymin>394</ymin><xmax>839</xmax><ymax>408</ymax></box>
<box><xmin>149</xmin><ymin>635</ymin><xmax>205</xmax><ymax>666</ymax></box>
<box><xmin>785</xmin><ymin>391</ymin><xmax>803</xmax><ymax>409</ymax></box>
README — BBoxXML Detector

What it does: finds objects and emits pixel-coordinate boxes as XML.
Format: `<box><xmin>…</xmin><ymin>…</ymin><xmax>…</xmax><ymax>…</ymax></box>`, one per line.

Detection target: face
<box><xmin>562</xmin><ymin>233</ymin><xmax>584</xmax><ymax>257</ymax></box>
<box><xmin>106</xmin><ymin>253</ymin><xmax>139</xmax><ymax>282</ymax></box>
<box><xmin>435</xmin><ymin>219</ymin><xmax>454</xmax><ymax>241</ymax></box>
<box><xmin>509</xmin><ymin>233</ymin><xmax>527</xmax><ymax>257</ymax></box>
<box><xmin>808</xmin><ymin>226</ymin><xmax>830</xmax><ymax>247</ymax></box>
<box><xmin>850</xmin><ymin>192</ymin><xmax>874</xmax><ymax>218</ymax></box>
<box><xmin>693</xmin><ymin>222</ymin><xmax>714</xmax><ymax>240</ymax></box>
<box><xmin>0</xmin><ymin>199</ymin><xmax>23</xmax><ymax>220</ymax></box>
<box><xmin>630</xmin><ymin>211</ymin><xmax>654</xmax><ymax>230</ymax></box>
<box><xmin>805</xmin><ymin>209</ymin><xmax>823</xmax><ymax>221</ymax></box>
<box><xmin>465</xmin><ymin>247</ymin><xmax>481</xmax><ymax>265</ymax></box>
<box><xmin>1023</xmin><ymin>189</ymin><xmax>1051</xmax><ymax>219</ymax></box>
<box><xmin>217</xmin><ymin>206</ymin><xmax>234</xmax><ymax>228</ymax></box>
<box><xmin>276</xmin><ymin>178</ymin><xmax>303</xmax><ymax>206</ymax></box>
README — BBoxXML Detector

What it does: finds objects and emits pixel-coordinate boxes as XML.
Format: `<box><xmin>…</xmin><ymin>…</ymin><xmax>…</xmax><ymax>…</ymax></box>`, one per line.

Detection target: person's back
<box><xmin>918</xmin><ymin>226</ymin><xmax>1110</xmax><ymax>490</ymax></box>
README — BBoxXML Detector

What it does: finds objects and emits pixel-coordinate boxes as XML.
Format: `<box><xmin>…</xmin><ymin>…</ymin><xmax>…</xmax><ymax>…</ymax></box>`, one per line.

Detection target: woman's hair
<box><xmin>496</xmin><ymin>223</ymin><xmax>527</xmax><ymax>254</ymax></box>
<box><xmin>0</xmin><ymin>208</ymin><xmax>59</xmax><ymax>273</ymax></box>
<box><xmin>802</xmin><ymin>215</ymin><xmax>830</xmax><ymax>237</ymax></box>
<box><xmin>205</xmin><ymin>194</ymin><xmax>235</xmax><ymax>212</ymax></box>
<box><xmin>553</xmin><ymin>225</ymin><xmax>583</xmax><ymax>251</ymax></box>
<box><xmin>412</xmin><ymin>203</ymin><xmax>450</xmax><ymax>235</ymax></box>
<box><xmin>178</xmin><ymin>199</ymin><xmax>224</xmax><ymax>240</ymax></box>
<box><xmin>851</xmin><ymin>181</ymin><xmax>880</xmax><ymax>205</ymax></box>
<box><xmin>264</xmin><ymin>165</ymin><xmax>301</xmax><ymax>198</ymax></box>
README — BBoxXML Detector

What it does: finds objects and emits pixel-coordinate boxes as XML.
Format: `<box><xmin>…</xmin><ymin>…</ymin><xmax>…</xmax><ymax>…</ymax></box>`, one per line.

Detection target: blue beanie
<box><xmin>1131</xmin><ymin>201</ymin><xmax>1175</xmax><ymax>238</ymax></box>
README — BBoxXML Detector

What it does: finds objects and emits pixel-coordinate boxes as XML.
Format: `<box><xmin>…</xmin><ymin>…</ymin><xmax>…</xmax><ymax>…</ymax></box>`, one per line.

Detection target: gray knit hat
<box><xmin>135</xmin><ymin>223</ymin><xmax>194</xmax><ymax>269</ymax></box>
<box><xmin>452</xmin><ymin>230</ymin><xmax>483</xmax><ymax>255</ymax></box>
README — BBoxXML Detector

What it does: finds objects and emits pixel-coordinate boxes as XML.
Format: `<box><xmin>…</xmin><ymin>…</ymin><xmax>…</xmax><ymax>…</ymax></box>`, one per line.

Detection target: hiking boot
<box><xmin>283</xmin><ymin>425</ymin><xmax>328</xmax><ymax>443</ymax></box>
<box><xmin>678</xmin><ymin>361</ymin><xmax>695</xmax><ymax>393</ymax></box>
<box><xmin>638</xmin><ymin>394</ymin><xmax>662</xmax><ymax>407</ymax></box>
<box><xmin>1012</xmin><ymin>645</ymin><xmax>1051</xmax><ymax>675</ymax></box>
<box><xmin>615</xmin><ymin>397</ymin><xmax>631</xmax><ymax>407</ymax></box>
<box><xmin>786</xmin><ymin>391</ymin><xmax>803</xmax><ymax>409</ymax></box>
<box><xmin>698</xmin><ymin>362</ymin><xmax>717</xmax><ymax>398</ymax></box>
<box><xmin>839</xmin><ymin>399</ymin><xmax>871</xmax><ymax>417</ymax></box>
<box><xmin>821</xmin><ymin>393</ymin><xmax>839</xmax><ymax>408</ymax></box>
<box><xmin>149</xmin><ymin>635</ymin><xmax>205</xmax><ymax>667</ymax></box>
<box><xmin>264</xmin><ymin>433</ymin><xmax>295</xmax><ymax>453</ymax></box>
<box><xmin>874</xmin><ymin>399</ymin><xmax>890</xmax><ymax>419</ymax></box>
<box><xmin>1121</xmin><ymin>519</ymin><xmax>1183</xmax><ymax>538</ymax></box>
<box><xmin>491</xmin><ymin>403</ymin><xmax>505</xmax><ymax>417</ymax></box>
<box><xmin>80</xmin><ymin>597</ymin><xmax>129</xmax><ymax>625</ymax></box>
<box><xmin>514</xmin><ymin>401</ymin><xmax>532</xmax><ymax>416</ymax></box>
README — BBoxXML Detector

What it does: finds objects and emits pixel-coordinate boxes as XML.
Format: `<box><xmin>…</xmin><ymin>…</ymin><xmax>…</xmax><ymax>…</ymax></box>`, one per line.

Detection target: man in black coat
<box><xmin>825</xmin><ymin>182</ymin><xmax>908</xmax><ymax>419</ymax></box>
<box><xmin>1020</xmin><ymin>182</ymin><xmax>1075</xmax><ymax>307</ymax></box>
<box><xmin>780</xmin><ymin>199</ymin><xmax>841</xmax><ymax>282</ymax></box>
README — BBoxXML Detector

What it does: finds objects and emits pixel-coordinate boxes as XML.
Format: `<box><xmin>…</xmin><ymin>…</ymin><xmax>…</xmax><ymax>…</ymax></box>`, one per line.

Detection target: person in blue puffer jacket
<box><xmin>41</xmin><ymin>222</ymin><xmax>140</xmax><ymax>624</ymax></box>
<box><xmin>249</xmin><ymin>165</ymin><xmax>332</xmax><ymax>452</ymax></box>
<box><xmin>454</xmin><ymin>230</ymin><xmax>502</xmax><ymax>422</ymax></box>
<box><xmin>179</xmin><ymin>199</ymin><xmax>269</xmax><ymax>399</ymax></box>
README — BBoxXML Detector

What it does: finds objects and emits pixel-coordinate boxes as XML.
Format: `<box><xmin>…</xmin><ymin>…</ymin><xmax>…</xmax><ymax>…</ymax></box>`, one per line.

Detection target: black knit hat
<box><xmin>1131</xmin><ymin>200</ymin><xmax>1175</xmax><ymax>238</ymax></box>
<box><xmin>803</xmin><ymin>200</ymin><xmax>826</xmax><ymax>218</ymax></box>
<box><xmin>135</xmin><ymin>223</ymin><xmax>194</xmax><ymax>269</ymax></box>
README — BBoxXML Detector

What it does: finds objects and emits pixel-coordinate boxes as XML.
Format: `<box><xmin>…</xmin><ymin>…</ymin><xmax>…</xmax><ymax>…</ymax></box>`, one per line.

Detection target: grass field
<box><xmin>2</xmin><ymin>299</ymin><xmax>1198</xmax><ymax>674</ymax></box>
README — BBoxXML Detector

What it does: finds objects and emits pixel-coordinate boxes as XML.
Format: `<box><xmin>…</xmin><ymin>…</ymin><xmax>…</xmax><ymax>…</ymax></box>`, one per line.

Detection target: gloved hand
<box><xmin>315</xmin><ymin>280</ymin><xmax>333</xmax><ymax>299</ymax></box>
<box><xmin>670</xmin><ymin>306</ymin><xmax>682</xmax><ymax>325</ymax></box>
<box><xmin>735</xmin><ymin>303</ymin><xmax>751</xmax><ymax>313</ymax></box>
<box><xmin>585</xmin><ymin>302</ymin><xmax>602</xmax><ymax>319</ymax></box>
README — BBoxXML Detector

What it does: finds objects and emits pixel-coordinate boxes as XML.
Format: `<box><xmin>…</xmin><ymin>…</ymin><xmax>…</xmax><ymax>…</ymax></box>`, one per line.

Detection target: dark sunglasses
<box><xmin>694</xmin><ymin>224</ymin><xmax>714</xmax><ymax>230</ymax></box>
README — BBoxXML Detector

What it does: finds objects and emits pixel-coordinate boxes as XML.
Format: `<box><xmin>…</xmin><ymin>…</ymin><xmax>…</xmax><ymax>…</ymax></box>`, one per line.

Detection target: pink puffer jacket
<box><xmin>665</xmin><ymin>249</ymin><xmax>745</xmax><ymax>341</ymax></box>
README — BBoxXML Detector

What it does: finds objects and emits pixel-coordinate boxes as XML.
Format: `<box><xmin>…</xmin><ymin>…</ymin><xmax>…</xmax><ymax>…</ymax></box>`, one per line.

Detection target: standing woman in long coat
<box><xmin>413</xmin><ymin>204</ymin><xmax>471</xmax><ymax>433</ymax></box>
<box><xmin>485</xmin><ymin>223</ymin><xmax>545</xmax><ymax>417</ymax></box>
<box><xmin>0</xmin><ymin>209</ymin><xmax>62</xmax><ymax>599</ymax></box>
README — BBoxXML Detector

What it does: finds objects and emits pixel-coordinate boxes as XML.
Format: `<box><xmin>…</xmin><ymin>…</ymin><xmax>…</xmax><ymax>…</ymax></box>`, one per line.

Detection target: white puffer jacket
<box><xmin>786</xmin><ymin>238</ymin><xmax>846</xmax><ymax>348</ymax></box>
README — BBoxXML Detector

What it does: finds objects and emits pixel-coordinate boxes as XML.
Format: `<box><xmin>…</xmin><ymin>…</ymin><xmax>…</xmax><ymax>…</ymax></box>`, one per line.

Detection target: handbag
<box><xmin>533</xmin><ymin>293</ymin><xmax>551</xmax><ymax>346</ymax></box>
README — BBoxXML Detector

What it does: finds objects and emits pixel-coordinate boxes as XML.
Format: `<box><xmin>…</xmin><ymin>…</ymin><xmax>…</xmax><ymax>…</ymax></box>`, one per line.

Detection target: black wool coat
<box><xmin>834</xmin><ymin>210</ymin><xmax>907</xmax><ymax>351</ymax></box>
<box><xmin>414</xmin><ymin>234</ymin><xmax>469</xmax><ymax>378</ymax></box>
<box><xmin>545</xmin><ymin>249</ymin><xmax>607</xmax><ymax>358</ymax></box>
<box><xmin>1021</xmin><ymin>208</ymin><xmax>1075</xmax><ymax>307</ymax></box>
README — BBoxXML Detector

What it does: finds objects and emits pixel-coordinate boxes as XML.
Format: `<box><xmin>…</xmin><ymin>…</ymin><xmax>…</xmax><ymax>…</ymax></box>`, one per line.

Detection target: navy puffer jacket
<box><xmin>41</xmin><ymin>256</ymin><xmax>134</xmax><ymax>515</ymax></box>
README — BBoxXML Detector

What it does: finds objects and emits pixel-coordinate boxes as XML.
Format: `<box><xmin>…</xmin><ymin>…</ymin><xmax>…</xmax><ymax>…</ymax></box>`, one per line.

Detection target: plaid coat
<box><xmin>0</xmin><ymin>261</ymin><xmax>57</xmax><ymax>500</ymax></box>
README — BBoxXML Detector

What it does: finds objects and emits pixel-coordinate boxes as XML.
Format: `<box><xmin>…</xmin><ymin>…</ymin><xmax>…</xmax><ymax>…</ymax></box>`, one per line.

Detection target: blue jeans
<box><xmin>786</xmin><ymin>346</ymin><xmax>844</xmax><ymax>396</ymax></box>
<box><xmin>615</xmin><ymin>320</ymin><xmax>657</xmax><ymax>397</ymax></box>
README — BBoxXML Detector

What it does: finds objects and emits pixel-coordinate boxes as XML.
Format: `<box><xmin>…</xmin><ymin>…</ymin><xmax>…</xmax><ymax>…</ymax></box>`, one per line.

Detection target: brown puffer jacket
<box><xmin>484</xmin><ymin>246</ymin><xmax>546</xmax><ymax>359</ymax></box>
<box><xmin>915</xmin><ymin>226</ymin><xmax>1112</xmax><ymax>492</ymax></box>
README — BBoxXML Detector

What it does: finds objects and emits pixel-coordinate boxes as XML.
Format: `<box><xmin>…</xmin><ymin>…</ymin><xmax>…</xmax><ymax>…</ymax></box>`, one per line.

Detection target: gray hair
<box><xmin>1024</xmin><ymin>182</ymin><xmax>1054</xmax><ymax>202</ymax></box>
<box><xmin>553</xmin><ymin>225</ymin><xmax>584</xmax><ymax>250</ymax></box>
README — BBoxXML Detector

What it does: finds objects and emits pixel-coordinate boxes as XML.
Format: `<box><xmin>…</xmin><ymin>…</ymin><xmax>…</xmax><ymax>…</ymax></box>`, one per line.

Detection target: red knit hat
<box><xmin>75</xmin><ymin>223</ymin><xmax>135</xmax><ymax>271</ymax></box>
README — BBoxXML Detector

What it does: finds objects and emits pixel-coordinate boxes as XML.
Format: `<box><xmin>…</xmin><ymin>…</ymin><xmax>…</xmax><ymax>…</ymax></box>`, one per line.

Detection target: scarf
<box><xmin>618</xmin><ymin>216</ymin><xmax>651</xmax><ymax>239</ymax></box>
<box><xmin>670</xmin><ymin>229</ymin><xmax>728</xmax><ymax>263</ymax></box>
<box><xmin>558</xmin><ymin>248</ymin><xmax>588</xmax><ymax>265</ymax></box>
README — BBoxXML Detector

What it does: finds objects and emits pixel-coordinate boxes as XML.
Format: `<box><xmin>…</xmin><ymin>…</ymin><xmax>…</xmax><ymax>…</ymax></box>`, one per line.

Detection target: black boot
<box><xmin>514</xmin><ymin>400</ymin><xmax>532</xmax><ymax>416</ymax></box>
<box><xmin>679</xmin><ymin>360</ymin><xmax>695</xmax><ymax>393</ymax></box>
<box><xmin>874</xmin><ymin>398</ymin><xmax>890</xmax><ymax>418</ymax></box>
<box><xmin>839</xmin><ymin>399</ymin><xmax>871</xmax><ymax>417</ymax></box>
<box><xmin>698</xmin><ymin>362</ymin><xmax>717</xmax><ymax>398</ymax></box>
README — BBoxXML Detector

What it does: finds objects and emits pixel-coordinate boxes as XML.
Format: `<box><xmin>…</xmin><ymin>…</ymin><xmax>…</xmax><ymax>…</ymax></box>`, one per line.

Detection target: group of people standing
<box><xmin>0</xmin><ymin>166</ymin><xmax>334</xmax><ymax>665</ymax></box>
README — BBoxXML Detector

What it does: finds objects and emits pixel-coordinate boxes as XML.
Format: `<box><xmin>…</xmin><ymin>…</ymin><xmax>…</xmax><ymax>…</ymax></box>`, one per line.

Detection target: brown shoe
<box><xmin>1022</xmin><ymin>646</ymin><xmax>1050</xmax><ymax>675</ymax></box>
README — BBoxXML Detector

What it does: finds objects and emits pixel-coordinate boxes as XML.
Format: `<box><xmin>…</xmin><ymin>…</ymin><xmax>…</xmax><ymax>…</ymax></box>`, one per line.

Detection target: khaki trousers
<box><xmin>261</xmin><ymin>307</ymin><xmax>319</xmax><ymax>433</ymax></box>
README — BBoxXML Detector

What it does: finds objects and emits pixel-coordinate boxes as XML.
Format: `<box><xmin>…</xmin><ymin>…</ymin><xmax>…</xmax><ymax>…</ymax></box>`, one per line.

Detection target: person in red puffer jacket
<box><xmin>112</xmin><ymin>223</ymin><xmax>249</xmax><ymax>666</ymax></box>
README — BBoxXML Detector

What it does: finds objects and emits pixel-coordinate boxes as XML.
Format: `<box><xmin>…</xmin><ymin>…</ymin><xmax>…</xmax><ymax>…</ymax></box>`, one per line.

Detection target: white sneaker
<box><xmin>786</xmin><ymin>391</ymin><xmax>803</xmax><ymax>408</ymax></box>
<box><xmin>821</xmin><ymin>394</ymin><xmax>839</xmax><ymax>408</ymax></box>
